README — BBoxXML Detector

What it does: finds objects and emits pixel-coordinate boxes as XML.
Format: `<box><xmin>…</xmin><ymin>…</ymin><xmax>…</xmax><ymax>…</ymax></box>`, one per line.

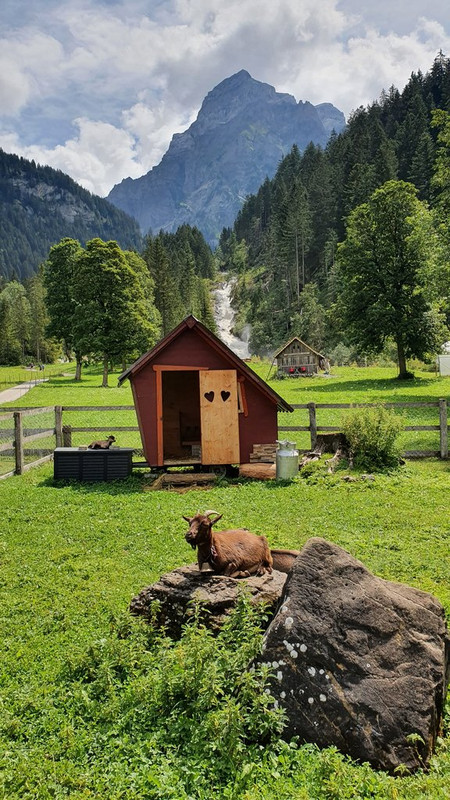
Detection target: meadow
<box><xmin>0</xmin><ymin>365</ymin><xmax>449</xmax><ymax>799</ymax></box>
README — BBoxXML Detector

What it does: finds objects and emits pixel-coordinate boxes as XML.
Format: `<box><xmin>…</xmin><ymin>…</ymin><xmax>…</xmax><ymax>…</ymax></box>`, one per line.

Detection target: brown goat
<box><xmin>88</xmin><ymin>435</ymin><xmax>116</xmax><ymax>450</ymax></box>
<box><xmin>270</xmin><ymin>548</ymin><xmax>301</xmax><ymax>574</ymax></box>
<box><xmin>183</xmin><ymin>510</ymin><xmax>273</xmax><ymax>578</ymax></box>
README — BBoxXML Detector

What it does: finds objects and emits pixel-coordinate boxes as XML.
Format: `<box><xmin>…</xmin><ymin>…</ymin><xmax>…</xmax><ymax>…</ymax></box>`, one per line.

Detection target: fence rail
<box><xmin>278</xmin><ymin>400</ymin><xmax>448</xmax><ymax>459</ymax></box>
<box><xmin>0</xmin><ymin>400</ymin><xmax>448</xmax><ymax>479</ymax></box>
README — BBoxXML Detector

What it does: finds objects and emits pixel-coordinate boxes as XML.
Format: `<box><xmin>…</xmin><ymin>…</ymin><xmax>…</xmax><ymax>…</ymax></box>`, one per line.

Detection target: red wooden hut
<box><xmin>118</xmin><ymin>315</ymin><xmax>293</xmax><ymax>468</ymax></box>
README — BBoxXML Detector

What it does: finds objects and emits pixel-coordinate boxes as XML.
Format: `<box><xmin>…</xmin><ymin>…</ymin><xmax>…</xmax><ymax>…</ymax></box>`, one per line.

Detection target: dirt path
<box><xmin>0</xmin><ymin>379</ymin><xmax>48</xmax><ymax>405</ymax></box>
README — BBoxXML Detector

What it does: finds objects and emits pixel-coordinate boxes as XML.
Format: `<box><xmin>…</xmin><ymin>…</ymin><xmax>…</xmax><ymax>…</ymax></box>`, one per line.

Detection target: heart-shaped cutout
<box><xmin>221</xmin><ymin>390</ymin><xmax>231</xmax><ymax>402</ymax></box>
<box><xmin>204</xmin><ymin>391</ymin><xmax>215</xmax><ymax>402</ymax></box>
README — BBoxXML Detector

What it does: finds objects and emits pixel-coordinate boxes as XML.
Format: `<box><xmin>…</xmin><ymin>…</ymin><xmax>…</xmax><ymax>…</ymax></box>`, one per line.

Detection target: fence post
<box><xmin>55</xmin><ymin>406</ymin><xmax>63</xmax><ymax>448</ymax></box>
<box><xmin>14</xmin><ymin>411</ymin><xmax>24</xmax><ymax>475</ymax></box>
<box><xmin>308</xmin><ymin>402</ymin><xmax>317</xmax><ymax>451</ymax></box>
<box><xmin>439</xmin><ymin>398</ymin><xmax>448</xmax><ymax>459</ymax></box>
<box><xmin>62</xmin><ymin>425</ymin><xmax>72</xmax><ymax>447</ymax></box>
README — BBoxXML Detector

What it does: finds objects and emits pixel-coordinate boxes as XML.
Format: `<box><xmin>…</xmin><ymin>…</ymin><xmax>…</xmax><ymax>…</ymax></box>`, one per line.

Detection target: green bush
<box><xmin>342</xmin><ymin>404</ymin><xmax>403</xmax><ymax>471</ymax></box>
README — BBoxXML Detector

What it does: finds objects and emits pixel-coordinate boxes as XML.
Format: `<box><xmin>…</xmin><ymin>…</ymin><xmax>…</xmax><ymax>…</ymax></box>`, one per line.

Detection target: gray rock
<box><xmin>130</xmin><ymin>564</ymin><xmax>287</xmax><ymax>636</ymax></box>
<box><xmin>259</xmin><ymin>537</ymin><xmax>449</xmax><ymax>773</ymax></box>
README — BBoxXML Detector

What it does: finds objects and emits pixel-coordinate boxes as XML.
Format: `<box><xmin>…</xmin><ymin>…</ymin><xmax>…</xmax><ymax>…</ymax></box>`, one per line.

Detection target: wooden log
<box><xmin>239</xmin><ymin>462</ymin><xmax>276</xmax><ymax>480</ymax></box>
<box><xmin>14</xmin><ymin>411</ymin><xmax>24</xmax><ymax>475</ymax></box>
<box><xmin>439</xmin><ymin>398</ymin><xmax>448</xmax><ymax>459</ymax></box>
<box><xmin>308</xmin><ymin>402</ymin><xmax>317</xmax><ymax>450</ymax></box>
<box><xmin>62</xmin><ymin>425</ymin><xmax>72</xmax><ymax>447</ymax></box>
<box><xmin>22</xmin><ymin>429</ymin><xmax>55</xmax><ymax>444</ymax></box>
<box><xmin>0</xmin><ymin>470</ymin><xmax>15</xmax><ymax>481</ymax></box>
<box><xmin>55</xmin><ymin>406</ymin><xmax>63</xmax><ymax>448</ymax></box>
<box><xmin>22</xmin><ymin>454</ymin><xmax>53</xmax><ymax>472</ymax></box>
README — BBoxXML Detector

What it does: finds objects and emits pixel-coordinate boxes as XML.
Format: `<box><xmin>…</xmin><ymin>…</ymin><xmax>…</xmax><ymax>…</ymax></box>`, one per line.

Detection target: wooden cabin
<box><xmin>273</xmin><ymin>336</ymin><xmax>326</xmax><ymax>377</ymax></box>
<box><xmin>118</xmin><ymin>315</ymin><xmax>293</xmax><ymax>468</ymax></box>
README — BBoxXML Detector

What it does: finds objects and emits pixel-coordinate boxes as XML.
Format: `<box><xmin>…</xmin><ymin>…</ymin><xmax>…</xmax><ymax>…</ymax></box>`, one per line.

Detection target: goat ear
<box><xmin>209</xmin><ymin>513</ymin><xmax>223</xmax><ymax>526</ymax></box>
<box><xmin>182</xmin><ymin>515</ymin><xmax>192</xmax><ymax>523</ymax></box>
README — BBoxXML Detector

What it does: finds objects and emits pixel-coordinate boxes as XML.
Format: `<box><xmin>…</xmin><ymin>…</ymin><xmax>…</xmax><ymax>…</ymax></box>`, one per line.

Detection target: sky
<box><xmin>1</xmin><ymin>0</ymin><xmax>449</xmax><ymax>197</ymax></box>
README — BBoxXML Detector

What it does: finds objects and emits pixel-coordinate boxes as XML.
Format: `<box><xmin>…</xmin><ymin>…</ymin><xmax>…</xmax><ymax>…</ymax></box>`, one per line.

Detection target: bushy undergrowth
<box><xmin>343</xmin><ymin>405</ymin><xmax>403</xmax><ymax>471</ymax></box>
<box><xmin>1</xmin><ymin>592</ymin><xmax>448</xmax><ymax>799</ymax></box>
<box><xmin>0</xmin><ymin>594</ymin><xmax>286</xmax><ymax>799</ymax></box>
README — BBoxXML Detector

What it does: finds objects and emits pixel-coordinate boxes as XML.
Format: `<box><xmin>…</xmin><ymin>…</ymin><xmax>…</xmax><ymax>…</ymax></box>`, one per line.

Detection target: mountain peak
<box><xmin>108</xmin><ymin>72</ymin><xmax>345</xmax><ymax>245</ymax></box>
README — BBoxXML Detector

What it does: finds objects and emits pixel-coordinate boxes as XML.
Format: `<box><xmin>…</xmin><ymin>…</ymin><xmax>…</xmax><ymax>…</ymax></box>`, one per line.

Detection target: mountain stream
<box><xmin>213</xmin><ymin>279</ymin><xmax>250</xmax><ymax>359</ymax></box>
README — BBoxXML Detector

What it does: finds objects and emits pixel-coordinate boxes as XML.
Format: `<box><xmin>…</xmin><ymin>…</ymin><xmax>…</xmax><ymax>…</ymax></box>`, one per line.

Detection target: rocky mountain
<box><xmin>108</xmin><ymin>70</ymin><xmax>345</xmax><ymax>245</ymax></box>
<box><xmin>0</xmin><ymin>149</ymin><xmax>142</xmax><ymax>280</ymax></box>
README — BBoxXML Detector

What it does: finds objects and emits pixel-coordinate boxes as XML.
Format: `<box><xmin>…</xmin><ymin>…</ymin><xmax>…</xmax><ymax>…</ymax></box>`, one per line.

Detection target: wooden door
<box><xmin>199</xmin><ymin>370</ymin><xmax>240</xmax><ymax>464</ymax></box>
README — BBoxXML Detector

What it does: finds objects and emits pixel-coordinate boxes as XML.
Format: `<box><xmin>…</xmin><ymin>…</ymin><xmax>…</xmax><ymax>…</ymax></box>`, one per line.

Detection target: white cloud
<box><xmin>0</xmin><ymin>0</ymin><xmax>449</xmax><ymax>196</ymax></box>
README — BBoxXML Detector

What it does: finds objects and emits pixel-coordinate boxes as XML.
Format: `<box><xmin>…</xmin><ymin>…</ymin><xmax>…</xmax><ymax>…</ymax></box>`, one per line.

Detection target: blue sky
<box><xmin>1</xmin><ymin>0</ymin><xmax>448</xmax><ymax>196</ymax></box>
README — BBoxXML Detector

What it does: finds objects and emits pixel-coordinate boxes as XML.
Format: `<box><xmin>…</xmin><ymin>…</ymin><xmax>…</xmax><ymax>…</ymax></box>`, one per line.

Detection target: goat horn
<box><xmin>203</xmin><ymin>510</ymin><xmax>220</xmax><ymax>517</ymax></box>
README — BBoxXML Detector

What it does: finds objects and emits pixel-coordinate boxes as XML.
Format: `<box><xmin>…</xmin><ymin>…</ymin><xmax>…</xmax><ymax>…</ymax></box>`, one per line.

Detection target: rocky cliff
<box><xmin>108</xmin><ymin>71</ymin><xmax>345</xmax><ymax>245</ymax></box>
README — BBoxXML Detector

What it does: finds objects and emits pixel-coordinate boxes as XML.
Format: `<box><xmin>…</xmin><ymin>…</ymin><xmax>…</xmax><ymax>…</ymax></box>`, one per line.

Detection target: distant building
<box><xmin>273</xmin><ymin>336</ymin><xmax>326</xmax><ymax>377</ymax></box>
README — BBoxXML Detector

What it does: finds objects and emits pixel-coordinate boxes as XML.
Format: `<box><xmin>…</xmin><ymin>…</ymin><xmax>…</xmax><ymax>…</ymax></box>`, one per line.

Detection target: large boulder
<box><xmin>259</xmin><ymin>537</ymin><xmax>449</xmax><ymax>773</ymax></box>
<box><xmin>130</xmin><ymin>564</ymin><xmax>287</xmax><ymax>637</ymax></box>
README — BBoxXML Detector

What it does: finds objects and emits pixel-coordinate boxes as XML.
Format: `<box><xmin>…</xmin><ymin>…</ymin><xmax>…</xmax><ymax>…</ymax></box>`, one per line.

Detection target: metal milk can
<box><xmin>276</xmin><ymin>439</ymin><xmax>299</xmax><ymax>480</ymax></box>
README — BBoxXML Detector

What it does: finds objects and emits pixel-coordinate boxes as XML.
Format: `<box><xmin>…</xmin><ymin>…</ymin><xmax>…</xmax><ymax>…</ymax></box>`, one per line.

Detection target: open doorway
<box><xmin>162</xmin><ymin>370</ymin><xmax>201</xmax><ymax>463</ymax></box>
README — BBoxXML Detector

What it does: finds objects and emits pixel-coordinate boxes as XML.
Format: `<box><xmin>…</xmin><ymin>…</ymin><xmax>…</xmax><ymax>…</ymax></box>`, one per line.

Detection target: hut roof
<box><xmin>118</xmin><ymin>315</ymin><xmax>293</xmax><ymax>413</ymax></box>
<box><xmin>273</xmin><ymin>336</ymin><xmax>324</xmax><ymax>360</ymax></box>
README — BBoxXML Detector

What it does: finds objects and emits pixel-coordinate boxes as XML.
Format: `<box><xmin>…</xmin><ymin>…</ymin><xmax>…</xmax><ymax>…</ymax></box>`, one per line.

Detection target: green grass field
<box><xmin>0</xmin><ymin>363</ymin><xmax>75</xmax><ymax>393</ymax></box>
<box><xmin>0</xmin><ymin>365</ymin><xmax>449</xmax><ymax>798</ymax></box>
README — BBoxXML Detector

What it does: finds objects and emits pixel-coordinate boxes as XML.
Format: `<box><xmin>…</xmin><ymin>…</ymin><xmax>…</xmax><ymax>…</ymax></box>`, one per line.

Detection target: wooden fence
<box><xmin>0</xmin><ymin>400</ymin><xmax>448</xmax><ymax>479</ymax></box>
<box><xmin>279</xmin><ymin>400</ymin><xmax>449</xmax><ymax>459</ymax></box>
<box><xmin>0</xmin><ymin>406</ymin><xmax>56</xmax><ymax>480</ymax></box>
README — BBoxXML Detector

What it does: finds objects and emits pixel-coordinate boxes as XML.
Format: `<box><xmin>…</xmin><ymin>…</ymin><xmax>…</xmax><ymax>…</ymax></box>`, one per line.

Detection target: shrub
<box><xmin>342</xmin><ymin>404</ymin><xmax>402</xmax><ymax>471</ymax></box>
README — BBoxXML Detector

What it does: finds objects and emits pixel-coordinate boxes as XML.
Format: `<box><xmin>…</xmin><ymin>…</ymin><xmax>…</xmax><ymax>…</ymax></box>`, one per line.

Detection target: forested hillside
<box><xmin>0</xmin><ymin>224</ymin><xmax>216</xmax><ymax>367</ymax></box>
<box><xmin>0</xmin><ymin>150</ymin><xmax>142</xmax><ymax>280</ymax></box>
<box><xmin>219</xmin><ymin>53</ymin><xmax>450</xmax><ymax>358</ymax></box>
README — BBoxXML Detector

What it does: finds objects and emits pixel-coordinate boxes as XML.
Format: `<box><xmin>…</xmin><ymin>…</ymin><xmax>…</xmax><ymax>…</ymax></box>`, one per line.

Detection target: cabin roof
<box><xmin>273</xmin><ymin>336</ymin><xmax>324</xmax><ymax>360</ymax></box>
<box><xmin>118</xmin><ymin>315</ymin><xmax>293</xmax><ymax>413</ymax></box>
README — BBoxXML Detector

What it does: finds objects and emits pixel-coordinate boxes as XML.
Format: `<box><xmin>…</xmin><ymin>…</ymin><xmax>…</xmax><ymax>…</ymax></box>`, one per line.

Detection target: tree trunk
<box><xmin>396</xmin><ymin>338</ymin><xmax>408</xmax><ymax>379</ymax></box>
<box><xmin>75</xmin><ymin>354</ymin><xmax>82</xmax><ymax>381</ymax></box>
<box><xmin>102</xmin><ymin>356</ymin><xmax>109</xmax><ymax>387</ymax></box>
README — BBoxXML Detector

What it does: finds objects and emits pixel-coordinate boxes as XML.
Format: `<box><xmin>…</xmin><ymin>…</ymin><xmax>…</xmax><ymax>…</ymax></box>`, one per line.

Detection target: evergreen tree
<box><xmin>0</xmin><ymin>281</ymin><xmax>31</xmax><ymax>364</ymax></box>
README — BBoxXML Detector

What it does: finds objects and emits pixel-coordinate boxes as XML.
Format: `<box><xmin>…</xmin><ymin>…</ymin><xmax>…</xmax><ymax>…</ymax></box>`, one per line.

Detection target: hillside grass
<box><xmin>0</xmin><ymin>364</ymin><xmax>449</xmax><ymax>798</ymax></box>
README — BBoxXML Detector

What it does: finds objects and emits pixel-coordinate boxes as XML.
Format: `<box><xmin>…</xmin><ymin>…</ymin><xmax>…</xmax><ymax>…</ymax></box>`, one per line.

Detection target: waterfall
<box><xmin>213</xmin><ymin>278</ymin><xmax>250</xmax><ymax>359</ymax></box>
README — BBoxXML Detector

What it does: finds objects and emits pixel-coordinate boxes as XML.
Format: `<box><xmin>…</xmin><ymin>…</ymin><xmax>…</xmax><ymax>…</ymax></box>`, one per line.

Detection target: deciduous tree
<box><xmin>337</xmin><ymin>180</ymin><xmax>445</xmax><ymax>378</ymax></box>
<box><xmin>43</xmin><ymin>238</ymin><xmax>84</xmax><ymax>378</ymax></box>
<box><xmin>72</xmin><ymin>239</ymin><xmax>160</xmax><ymax>386</ymax></box>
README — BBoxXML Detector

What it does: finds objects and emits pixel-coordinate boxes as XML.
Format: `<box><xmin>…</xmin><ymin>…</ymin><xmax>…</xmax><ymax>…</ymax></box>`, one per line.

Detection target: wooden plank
<box><xmin>277</xmin><ymin>426</ymin><xmax>311</xmax><ymax>432</ymax></box>
<box><xmin>200</xmin><ymin>370</ymin><xmax>240</xmax><ymax>464</ymax></box>
<box><xmin>403</xmin><ymin>425</ymin><xmax>440</xmax><ymax>431</ymax></box>
<box><xmin>403</xmin><ymin>450</ymin><xmax>440</xmax><ymax>458</ymax></box>
<box><xmin>0</xmin><ymin>449</ymin><xmax>53</xmax><ymax>457</ymax></box>
<box><xmin>156</xmin><ymin>368</ymin><xmax>163</xmax><ymax>467</ymax></box>
<box><xmin>62</xmin><ymin>405</ymin><xmax>135</xmax><ymax>411</ymax></box>
<box><xmin>0</xmin><ymin>470</ymin><xmax>15</xmax><ymax>481</ymax></box>
<box><xmin>152</xmin><ymin>365</ymin><xmax>209</xmax><ymax>372</ymax></box>
<box><xmin>22</xmin><ymin>454</ymin><xmax>53</xmax><ymax>472</ymax></box>
<box><xmin>161</xmin><ymin>472</ymin><xmax>217</xmax><ymax>485</ymax></box>
<box><xmin>290</xmin><ymin>402</ymin><xmax>438</xmax><ymax>409</ymax></box>
<box><xmin>14</xmin><ymin>412</ymin><xmax>24</xmax><ymax>475</ymax></box>
<box><xmin>22</xmin><ymin>429</ymin><xmax>55</xmax><ymax>443</ymax></box>
<box><xmin>239</xmin><ymin>463</ymin><xmax>276</xmax><ymax>480</ymax></box>
<box><xmin>0</xmin><ymin>412</ymin><xmax>14</xmax><ymax>421</ymax></box>
<box><xmin>55</xmin><ymin>406</ymin><xmax>63</xmax><ymax>448</ymax></box>
<box><xmin>68</xmin><ymin>426</ymin><xmax>140</xmax><ymax>432</ymax></box>
<box><xmin>439</xmin><ymin>398</ymin><xmax>448</xmax><ymax>459</ymax></box>
<box><xmin>24</xmin><ymin>406</ymin><xmax>55</xmax><ymax>416</ymax></box>
<box><xmin>0</xmin><ymin>440</ymin><xmax>14</xmax><ymax>453</ymax></box>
